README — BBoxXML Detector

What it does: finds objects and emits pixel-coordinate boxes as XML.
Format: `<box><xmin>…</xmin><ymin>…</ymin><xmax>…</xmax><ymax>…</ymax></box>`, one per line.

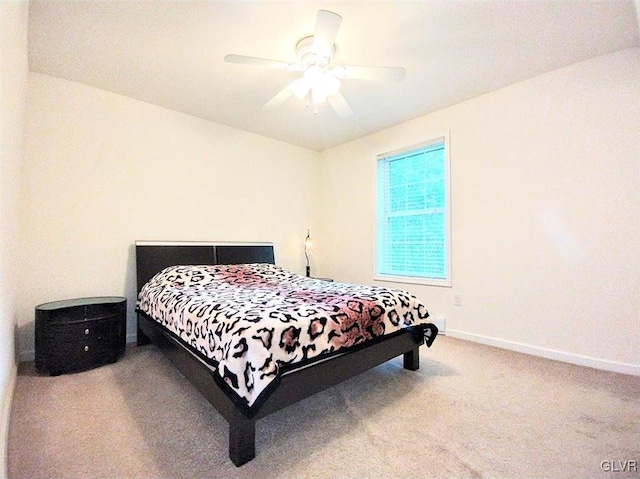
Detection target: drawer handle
<box><xmin>84</xmin><ymin>346</ymin><xmax>89</xmax><ymax>352</ymax></box>
<box><xmin>84</xmin><ymin>328</ymin><xmax>90</xmax><ymax>335</ymax></box>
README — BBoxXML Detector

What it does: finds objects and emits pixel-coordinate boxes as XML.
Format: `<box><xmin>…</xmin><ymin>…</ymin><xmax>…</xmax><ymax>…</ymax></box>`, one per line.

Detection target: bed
<box><xmin>135</xmin><ymin>240</ymin><xmax>438</xmax><ymax>466</ymax></box>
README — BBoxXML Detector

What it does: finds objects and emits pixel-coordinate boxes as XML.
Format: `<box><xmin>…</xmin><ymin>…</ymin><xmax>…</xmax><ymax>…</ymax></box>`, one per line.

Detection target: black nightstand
<box><xmin>35</xmin><ymin>296</ymin><xmax>126</xmax><ymax>376</ymax></box>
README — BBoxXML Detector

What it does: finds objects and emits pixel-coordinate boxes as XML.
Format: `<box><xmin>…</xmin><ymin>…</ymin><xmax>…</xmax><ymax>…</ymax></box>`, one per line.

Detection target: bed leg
<box><xmin>403</xmin><ymin>345</ymin><xmax>420</xmax><ymax>371</ymax></box>
<box><xmin>137</xmin><ymin>326</ymin><xmax>151</xmax><ymax>346</ymax></box>
<box><xmin>229</xmin><ymin>414</ymin><xmax>256</xmax><ymax>467</ymax></box>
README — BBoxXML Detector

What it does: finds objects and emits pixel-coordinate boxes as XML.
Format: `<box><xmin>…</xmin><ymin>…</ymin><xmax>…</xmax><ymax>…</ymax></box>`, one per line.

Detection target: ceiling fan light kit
<box><xmin>224</xmin><ymin>10</ymin><xmax>406</xmax><ymax>117</ymax></box>
<box><xmin>291</xmin><ymin>65</ymin><xmax>341</xmax><ymax>101</ymax></box>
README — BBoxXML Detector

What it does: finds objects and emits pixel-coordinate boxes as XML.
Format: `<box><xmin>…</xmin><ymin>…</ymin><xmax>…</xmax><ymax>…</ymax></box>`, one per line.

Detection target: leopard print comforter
<box><xmin>137</xmin><ymin>263</ymin><xmax>431</xmax><ymax>409</ymax></box>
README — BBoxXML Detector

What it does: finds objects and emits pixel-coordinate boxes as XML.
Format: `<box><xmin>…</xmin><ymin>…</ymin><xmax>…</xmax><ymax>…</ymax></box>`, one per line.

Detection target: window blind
<box><xmin>376</xmin><ymin>138</ymin><xmax>449</xmax><ymax>283</ymax></box>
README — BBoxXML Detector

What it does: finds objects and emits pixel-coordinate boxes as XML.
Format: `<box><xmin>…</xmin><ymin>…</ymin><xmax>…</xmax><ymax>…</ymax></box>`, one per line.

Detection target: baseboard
<box><xmin>1</xmin><ymin>363</ymin><xmax>17</xmax><ymax>479</ymax></box>
<box><xmin>446</xmin><ymin>329</ymin><xmax>640</xmax><ymax>376</ymax></box>
<box><xmin>17</xmin><ymin>349</ymin><xmax>33</xmax><ymax>363</ymax></box>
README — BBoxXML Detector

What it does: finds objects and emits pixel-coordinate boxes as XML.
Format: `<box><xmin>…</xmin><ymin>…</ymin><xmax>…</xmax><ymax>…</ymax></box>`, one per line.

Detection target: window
<box><xmin>376</xmin><ymin>136</ymin><xmax>451</xmax><ymax>286</ymax></box>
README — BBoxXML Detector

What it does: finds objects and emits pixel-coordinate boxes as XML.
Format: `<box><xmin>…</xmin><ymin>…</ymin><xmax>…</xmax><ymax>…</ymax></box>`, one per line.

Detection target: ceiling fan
<box><xmin>224</xmin><ymin>10</ymin><xmax>406</xmax><ymax>117</ymax></box>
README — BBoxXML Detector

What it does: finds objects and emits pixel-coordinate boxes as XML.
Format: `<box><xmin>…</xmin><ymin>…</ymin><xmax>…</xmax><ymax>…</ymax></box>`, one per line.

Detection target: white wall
<box><xmin>317</xmin><ymin>48</ymin><xmax>640</xmax><ymax>374</ymax></box>
<box><xmin>18</xmin><ymin>73</ymin><xmax>320</xmax><ymax>359</ymax></box>
<box><xmin>14</xmin><ymin>37</ymin><xmax>640</xmax><ymax>375</ymax></box>
<box><xmin>0</xmin><ymin>0</ymin><xmax>29</xmax><ymax>474</ymax></box>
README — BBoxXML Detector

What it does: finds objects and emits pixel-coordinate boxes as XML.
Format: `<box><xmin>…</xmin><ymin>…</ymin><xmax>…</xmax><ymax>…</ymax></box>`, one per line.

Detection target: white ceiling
<box><xmin>28</xmin><ymin>1</ymin><xmax>639</xmax><ymax>152</ymax></box>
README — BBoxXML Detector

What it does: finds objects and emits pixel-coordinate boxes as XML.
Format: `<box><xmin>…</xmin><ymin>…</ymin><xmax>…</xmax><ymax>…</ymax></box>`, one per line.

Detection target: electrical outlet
<box><xmin>454</xmin><ymin>295</ymin><xmax>462</xmax><ymax>307</ymax></box>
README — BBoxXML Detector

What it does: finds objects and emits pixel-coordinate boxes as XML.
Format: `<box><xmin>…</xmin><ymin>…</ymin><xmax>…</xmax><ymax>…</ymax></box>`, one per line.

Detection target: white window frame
<box><xmin>374</xmin><ymin>134</ymin><xmax>452</xmax><ymax>287</ymax></box>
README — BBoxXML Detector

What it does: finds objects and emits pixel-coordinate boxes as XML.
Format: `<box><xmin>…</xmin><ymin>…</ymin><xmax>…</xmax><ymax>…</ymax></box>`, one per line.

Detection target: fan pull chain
<box><xmin>305</xmin><ymin>92</ymin><xmax>317</xmax><ymax>114</ymax></box>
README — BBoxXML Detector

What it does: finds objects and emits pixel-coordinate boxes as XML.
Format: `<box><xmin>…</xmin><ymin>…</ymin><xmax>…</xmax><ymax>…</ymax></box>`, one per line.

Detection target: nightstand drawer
<box><xmin>52</xmin><ymin>318</ymin><xmax>116</xmax><ymax>343</ymax></box>
<box><xmin>48</xmin><ymin>340</ymin><xmax>116</xmax><ymax>374</ymax></box>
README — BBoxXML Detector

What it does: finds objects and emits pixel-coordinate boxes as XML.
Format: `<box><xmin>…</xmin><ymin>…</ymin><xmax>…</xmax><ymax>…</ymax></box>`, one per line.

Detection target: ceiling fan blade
<box><xmin>263</xmin><ymin>85</ymin><xmax>294</xmax><ymax>110</ymax></box>
<box><xmin>313</xmin><ymin>10</ymin><xmax>342</xmax><ymax>58</ymax></box>
<box><xmin>224</xmin><ymin>54</ymin><xmax>298</xmax><ymax>70</ymax></box>
<box><xmin>327</xmin><ymin>92</ymin><xmax>353</xmax><ymax>118</ymax></box>
<box><xmin>333</xmin><ymin>65</ymin><xmax>406</xmax><ymax>82</ymax></box>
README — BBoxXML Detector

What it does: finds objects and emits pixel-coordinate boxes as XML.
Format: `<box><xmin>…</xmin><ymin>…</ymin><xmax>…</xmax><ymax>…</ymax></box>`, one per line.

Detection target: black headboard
<box><xmin>135</xmin><ymin>241</ymin><xmax>275</xmax><ymax>292</ymax></box>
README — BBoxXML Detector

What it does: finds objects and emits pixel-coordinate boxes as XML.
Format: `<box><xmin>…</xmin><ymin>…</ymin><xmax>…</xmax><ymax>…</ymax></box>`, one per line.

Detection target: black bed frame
<box><xmin>135</xmin><ymin>241</ymin><xmax>434</xmax><ymax>466</ymax></box>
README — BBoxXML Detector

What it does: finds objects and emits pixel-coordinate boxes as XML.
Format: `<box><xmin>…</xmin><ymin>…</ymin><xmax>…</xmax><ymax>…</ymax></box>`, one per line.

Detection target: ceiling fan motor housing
<box><xmin>296</xmin><ymin>36</ymin><xmax>335</xmax><ymax>68</ymax></box>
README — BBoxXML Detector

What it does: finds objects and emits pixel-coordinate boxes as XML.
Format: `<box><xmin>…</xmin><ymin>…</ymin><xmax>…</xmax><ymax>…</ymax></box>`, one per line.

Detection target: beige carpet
<box><xmin>8</xmin><ymin>336</ymin><xmax>640</xmax><ymax>479</ymax></box>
